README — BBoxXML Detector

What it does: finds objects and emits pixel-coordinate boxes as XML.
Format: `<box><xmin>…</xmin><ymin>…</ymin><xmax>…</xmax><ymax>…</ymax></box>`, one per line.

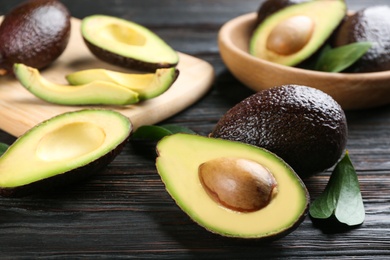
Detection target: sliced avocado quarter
<box><xmin>156</xmin><ymin>133</ymin><xmax>309</xmax><ymax>239</ymax></box>
<box><xmin>14</xmin><ymin>63</ymin><xmax>139</xmax><ymax>105</ymax></box>
<box><xmin>66</xmin><ymin>67</ymin><xmax>179</xmax><ymax>100</ymax></box>
<box><xmin>81</xmin><ymin>15</ymin><xmax>179</xmax><ymax>72</ymax></box>
<box><xmin>0</xmin><ymin>109</ymin><xmax>132</xmax><ymax>197</ymax></box>
<box><xmin>250</xmin><ymin>0</ymin><xmax>346</xmax><ymax>66</ymax></box>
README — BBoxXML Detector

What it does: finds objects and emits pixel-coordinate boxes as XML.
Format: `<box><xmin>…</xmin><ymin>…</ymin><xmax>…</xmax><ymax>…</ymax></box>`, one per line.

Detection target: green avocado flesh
<box><xmin>156</xmin><ymin>133</ymin><xmax>309</xmax><ymax>239</ymax></box>
<box><xmin>250</xmin><ymin>0</ymin><xmax>346</xmax><ymax>66</ymax></box>
<box><xmin>66</xmin><ymin>67</ymin><xmax>179</xmax><ymax>100</ymax></box>
<box><xmin>14</xmin><ymin>63</ymin><xmax>139</xmax><ymax>105</ymax></box>
<box><xmin>0</xmin><ymin>109</ymin><xmax>132</xmax><ymax>197</ymax></box>
<box><xmin>81</xmin><ymin>15</ymin><xmax>179</xmax><ymax>71</ymax></box>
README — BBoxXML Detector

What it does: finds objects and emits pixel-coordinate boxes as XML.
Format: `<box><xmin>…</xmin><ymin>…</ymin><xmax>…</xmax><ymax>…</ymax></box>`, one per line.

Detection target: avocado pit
<box><xmin>266</xmin><ymin>15</ymin><xmax>314</xmax><ymax>55</ymax></box>
<box><xmin>198</xmin><ymin>157</ymin><xmax>278</xmax><ymax>212</ymax></box>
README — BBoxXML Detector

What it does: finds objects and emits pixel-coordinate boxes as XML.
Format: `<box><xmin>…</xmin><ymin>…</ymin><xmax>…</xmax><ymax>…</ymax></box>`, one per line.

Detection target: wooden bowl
<box><xmin>218</xmin><ymin>13</ymin><xmax>390</xmax><ymax>110</ymax></box>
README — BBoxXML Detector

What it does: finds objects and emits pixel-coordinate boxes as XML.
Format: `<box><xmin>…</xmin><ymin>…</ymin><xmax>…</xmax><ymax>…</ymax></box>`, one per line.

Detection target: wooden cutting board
<box><xmin>0</xmin><ymin>18</ymin><xmax>214</xmax><ymax>137</ymax></box>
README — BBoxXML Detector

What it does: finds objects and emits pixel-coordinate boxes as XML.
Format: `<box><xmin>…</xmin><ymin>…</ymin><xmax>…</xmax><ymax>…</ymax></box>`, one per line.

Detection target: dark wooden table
<box><xmin>1</xmin><ymin>0</ymin><xmax>390</xmax><ymax>258</ymax></box>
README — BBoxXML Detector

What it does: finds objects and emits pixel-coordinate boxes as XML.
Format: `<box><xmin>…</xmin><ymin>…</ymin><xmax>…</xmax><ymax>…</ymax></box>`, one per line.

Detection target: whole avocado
<box><xmin>332</xmin><ymin>5</ymin><xmax>390</xmax><ymax>73</ymax></box>
<box><xmin>210</xmin><ymin>85</ymin><xmax>348</xmax><ymax>178</ymax></box>
<box><xmin>0</xmin><ymin>0</ymin><xmax>71</xmax><ymax>74</ymax></box>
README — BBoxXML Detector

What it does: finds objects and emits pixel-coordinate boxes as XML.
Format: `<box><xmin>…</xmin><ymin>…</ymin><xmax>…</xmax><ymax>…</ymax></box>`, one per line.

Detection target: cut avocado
<box><xmin>66</xmin><ymin>67</ymin><xmax>179</xmax><ymax>100</ymax></box>
<box><xmin>250</xmin><ymin>0</ymin><xmax>346</xmax><ymax>66</ymax></box>
<box><xmin>156</xmin><ymin>133</ymin><xmax>309</xmax><ymax>239</ymax></box>
<box><xmin>0</xmin><ymin>109</ymin><xmax>132</xmax><ymax>197</ymax></box>
<box><xmin>81</xmin><ymin>15</ymin><xmax>179</xmax><ymax>72</ymax></box>
<box><xmin>14</xmin><ymin>63</ymin><xmax>139</xmax><ymax>106</ymax></box>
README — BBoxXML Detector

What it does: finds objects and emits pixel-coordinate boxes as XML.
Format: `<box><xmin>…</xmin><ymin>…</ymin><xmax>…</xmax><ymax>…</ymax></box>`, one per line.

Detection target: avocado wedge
<box><xmin>66</xmin><ymin>67</ymin><xmax>179</xmax><ymax>100</ymax></box>
<box><xmin>0</xmin><ymin>109</ymin><xmax>132</xmax><ymax>197</ymax></box>
<box><xmin>81</xmin><ymin>15</ymin><xmax>179</xmax><ymax>72</ymax></box>
<box><xmin>14</xmin><ymin>63</ymin><xmax>139</xmax><ymax>106</ymax></box>
<box><xmin>156</xmin><ymin>133</ymin><xmax>309</xmax><ymax>240</ymax></box>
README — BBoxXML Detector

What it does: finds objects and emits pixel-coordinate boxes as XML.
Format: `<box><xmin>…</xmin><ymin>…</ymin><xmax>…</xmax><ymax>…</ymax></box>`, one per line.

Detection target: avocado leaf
<box><xmin>132</xmin><ymin>124</ymin><xmax>195</xmax><ymax>141</ymax></box>
<box><xmin>0</xmin><ymin>143</ymin><xmax>9</xmax><ymax>156</ymax></box>
<box><xmin>315</xmin><ymin>42</ymin><xmax>372</xmax><ymax>72</ymax></box>
<box><xmin>309</xmin><ymin>151</ymin><xmax>365</xmax><ymax>226</ymax></box>
<box><xmin>131</xmin><ymin>125</ymin><xmax>196</xmax><ymax>159</ymax></box>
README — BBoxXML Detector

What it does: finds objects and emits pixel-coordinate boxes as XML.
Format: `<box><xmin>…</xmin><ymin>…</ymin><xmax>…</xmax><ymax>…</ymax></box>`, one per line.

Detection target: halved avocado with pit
<box><xmin>0</xmin><ymin>109</ymin><xmax>132</xmax><ymax>197</ymax></box>
<box><xmin>156</xmin><ymin>133</ymin><xmax>309</xmax><ymax>239</ymax></box>
<box><xmin>14</xmin><ymin>63</ymin><xmax>139</xmax><ymax>105</ymax></box>
<box><xmin>81</xmin><ymin>15</ymin><xmax>179</xmax><ymax>72</ymax></box>
<box><xmin>66</xmin><ymin>67</ymin><xmax>179</xmax><ymax>100</ymax></box>
<box><xmin>250</xmin><ymin>0</ymin><xmax>346</xmax><ymax>66</ymax></box>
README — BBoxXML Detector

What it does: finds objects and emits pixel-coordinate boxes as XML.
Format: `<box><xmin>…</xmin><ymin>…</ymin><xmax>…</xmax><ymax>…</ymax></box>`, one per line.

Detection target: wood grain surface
<box><xmin>0</xmin><ymin>0</ymin><xmax>390</xmax><ymax>259</ymax></box>
<box><xmin>0</xmin><ymin>18</ymin><xmax>214</xmax><ymax>137</ymax></box>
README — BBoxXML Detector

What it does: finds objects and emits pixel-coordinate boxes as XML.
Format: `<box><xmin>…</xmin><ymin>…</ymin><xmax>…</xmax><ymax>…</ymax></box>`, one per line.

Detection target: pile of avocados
<box><xmin>0</xmin><ymin>0</ymin><xmax>180</xmax><ymax>195</ymax></box>
<box><xmin>156</xmin><ymin>84</ymin><xmax>347</xmax><ymax>240</ymax></box>
<box><xmin>249</xmin><ymin>0</ymin><xmax>390</xmax><ymax>73</ymax></box>
<box><xmin>0</xmin><ymin>0</ymin><xmax>368</xmax><ymax>242</ymax></box>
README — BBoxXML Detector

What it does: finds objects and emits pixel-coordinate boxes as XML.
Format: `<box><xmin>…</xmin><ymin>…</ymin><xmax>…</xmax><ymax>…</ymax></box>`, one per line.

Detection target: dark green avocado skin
<box><xmin>332</xmin><ymin>5</ymin><xmax>390</xmax><ymax>73</ymax></box>
<box><xmin>210</xmin><ymin>85</ymin><xmax>348</xmax><ymax>178</ymax></box>
<box><xmin>83</xmin><ymin>40</ymin><xmax>178</xmax><ymax>72</ymax></box>
<box><xmin>256</xmin><ymin>0</ymin><xmax>310</xmax><ymax>26</ymax></box>
<box><xmin>0</xmin><ymin>0</ymin><xmax>71</xmax><ymax>73</ymax></box>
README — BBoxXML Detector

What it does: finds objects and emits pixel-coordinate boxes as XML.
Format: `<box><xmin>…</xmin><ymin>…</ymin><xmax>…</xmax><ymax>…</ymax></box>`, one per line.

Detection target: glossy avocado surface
<box><xmin>0</xmin><ymin>0</ymin><xmax>71</xmax><ymax>74</ymax></box>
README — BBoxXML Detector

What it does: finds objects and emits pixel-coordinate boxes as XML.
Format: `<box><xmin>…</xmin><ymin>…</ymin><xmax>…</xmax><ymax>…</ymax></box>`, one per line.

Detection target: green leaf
<box><xmin>309</xmin><ymin>151</ymin><xmax>365</xmax><ymax>226</ymax></box>
<box><xmin>315</xmin><ymin>42</ymin><xmax>372</xmax><ymax>72</ymax></box>
<box><xmin>132</xmin><ymin>124</ymin><xmax>195</xmax><ymax>141</ymax></box>
<box><xmin>0</xmin><ymin>142</ymin><xmax>9</xmax><ymax>156</ymax></box>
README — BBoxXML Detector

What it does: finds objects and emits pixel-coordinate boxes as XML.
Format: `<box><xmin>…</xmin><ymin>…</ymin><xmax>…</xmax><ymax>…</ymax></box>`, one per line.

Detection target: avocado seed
<box><xmin>198</xmin><ymin>157</ymin><xmax>278</xmax><ymax>212</ymax></box>
<box><xmin>266</xmin><ymin>15</ymin><xmax>314</xmax><ymax>55</ymax></box>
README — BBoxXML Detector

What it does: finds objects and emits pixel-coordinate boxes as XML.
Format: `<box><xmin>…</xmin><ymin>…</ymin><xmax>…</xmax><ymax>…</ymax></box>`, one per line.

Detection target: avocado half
<box><xmin>66</xmin><ymin>67</ymin><xmax>179</xmax><ymax>101</ymax></box>
<box><xmin>156</xmin><ymin>133</ymin><xmax>309</xmax><ymax>239</ymax></box>
<box><xmin>81</xmin><ymin>15</ymin><xmax>179</xmax><ymax>72</ymax></box>
<box><xmin>0</xmin><ymin>109</ymin><xmax>132</xmax><ymax>197</ymax></box>
<box><xmin>250</xmin><ymin>0</ymin><xmax>346</xmax><ymax>66</ymax></box>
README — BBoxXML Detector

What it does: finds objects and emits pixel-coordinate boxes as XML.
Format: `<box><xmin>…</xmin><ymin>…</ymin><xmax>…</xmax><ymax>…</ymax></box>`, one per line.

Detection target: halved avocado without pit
<box><xmin>156</xmin><ymin>133</ymin><xmax>309</xmax><ymax>239</ymax></box>
<box><xmin>0</xmin><ymin>109</ymin><xmax>132</xmax><ymax>197</ymax></box>
<box><xmin>66</xmin><ymin>67</ymin><xmax>179</xmax><ymax>101</ymax></box>
<box><xmin>81</xmin><ymin>15</ymin><xmax>179</xmax><ymax>72</ymax></box>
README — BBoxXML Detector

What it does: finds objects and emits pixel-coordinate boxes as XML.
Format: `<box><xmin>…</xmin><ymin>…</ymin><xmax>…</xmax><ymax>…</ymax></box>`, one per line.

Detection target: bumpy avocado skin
<box><xmin>256</xmin><ymin>0</ymin><xmax>309</xmax><ymax>26</ymax></box>
<box><xmin>210</xmin><ymin>85</ymin><xmax>348</xmax><ymax>178</ymax></box>
<box><xmin>332</xmin><ymin>5</ymin><xmax>390</xmax><ymax>73</ymax></box>
<box><xmin>0</xmin><ymin>0</ymin><xmax>71</xmax><ymax>73</ymax></box>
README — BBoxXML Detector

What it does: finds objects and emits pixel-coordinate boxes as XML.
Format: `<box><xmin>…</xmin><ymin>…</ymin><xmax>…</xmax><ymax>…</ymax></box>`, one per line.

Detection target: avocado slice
<box><xmin>0</xmin><ymin>109</ymin><xmax>132</xmax><ymax>197</ymax></box>
<box><xmin>81</xmin><ymin>15</ymin><xmax>179</xmax><ymax>72</ymax></box>
<box><xmin>66</xmin><ymin>67</ymin><xmax>179</xmax><ymax>100</ymax></box>
<box><xmin>250</xmin><ymin>0</ymin><xmax>346</xmax><ymax>66</ymax></box>
<box><xmin>14</xmin><ymin>63</ymin><xmax>139</xmax><ymax>106</ymax></box>
<box><xmin>156</xmin><ymin>133</ymin><xmax>309</xmax><ymax>239</ymax></box>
